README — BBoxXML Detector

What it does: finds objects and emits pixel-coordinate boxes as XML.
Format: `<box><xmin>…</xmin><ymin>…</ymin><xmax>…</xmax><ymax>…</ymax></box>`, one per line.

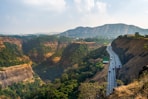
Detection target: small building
<box><xmin>103</xmin><ymin>60</ymin><xmax>109</xmax><ymax>64</ymax></box>
<box><xmin>126</xmin><ymin>34</ymin><xmax>135</xmax><ymax>37</ymax></box>
<box><xmin>103</xmin><ymin>56</ymin><xmax>109</xmax><ymax>64</ymax></box>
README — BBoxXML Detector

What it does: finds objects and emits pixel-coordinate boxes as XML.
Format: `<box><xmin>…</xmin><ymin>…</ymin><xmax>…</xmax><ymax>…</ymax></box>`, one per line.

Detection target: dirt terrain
<box><xmin>112</xmin><ymin>36</ymin><xmax>148</xmax><ymax>84</ymax></box>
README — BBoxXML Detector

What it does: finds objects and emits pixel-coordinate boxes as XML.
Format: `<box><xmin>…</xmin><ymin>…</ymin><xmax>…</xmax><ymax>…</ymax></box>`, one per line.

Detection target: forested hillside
<box><xmin>27</xmin><ymin>46</ymin><xmax>109</xmax><ymax>99</ymax></box>
<box><xmin>0</xmin><ymin>35</ymin><xmax>110</xmax><ymax>98</ymax></box>
<box><xmin>0</xmin><ymin>37</ymin><xmax>30</xmax><ymax>67</ymax></box>
<box><xmin>1</xmin><ymin>33</ymin><xmax>147</xmax><ymax>99</ymax></box>
<box><xmin>22</xmin><ymin>35</ymin><xmax>72</xmax><ymax>63</ymax></box>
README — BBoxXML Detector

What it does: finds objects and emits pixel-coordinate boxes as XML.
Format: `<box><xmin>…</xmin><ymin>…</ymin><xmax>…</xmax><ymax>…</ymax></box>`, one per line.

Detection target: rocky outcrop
<box><xmin>23</xmin><ymin>39</ymin><xmax>69</xmax><ymax>63</ymax></box>
<box><xmin>112</xmin><ymin>37</ymin><xmax>148</xmax><ymax>84</ymax></box>
<box><xmin>0</xmin><ymin>37</ymin><xmax>22</xmax><ymax>50</ymax></box>
<box><xmin>43</xmin><ymin>41</ymin><xmax>68</xmax><ymax>51</ymax></box>
<box><xmin>0</xmin><ymin>64</ymin><xmax>34</xmax><ymax>88</ymax></box>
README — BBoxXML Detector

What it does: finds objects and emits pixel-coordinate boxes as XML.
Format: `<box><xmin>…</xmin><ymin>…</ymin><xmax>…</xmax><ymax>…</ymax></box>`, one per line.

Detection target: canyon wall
<box><xmin>0</xmin><ymin>64</ymin><xmax>34</xmax><ymax>88</ymax></box>
<box><xmin>0</xmin><ymin>37</ymin><xmax>22</xmax><ymax>50</ymax></box>
<box><xmin>111</xmin><ymin>36</ymin><xmax>148</xmax><ymax>84</ymax></box>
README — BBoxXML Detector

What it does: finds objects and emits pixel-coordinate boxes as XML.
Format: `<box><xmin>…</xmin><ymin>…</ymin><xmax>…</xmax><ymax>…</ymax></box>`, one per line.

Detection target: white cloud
<box><xmin>74</xmin><ymin>0</ymin><xmax>95</xmax><ymax>12</ymax></box>
<box><xmin>74</xmin><ymin>0</ymin><xmax>107</xmax><ymax>14</ymax></box>
<box><xmin>23</xmin><ymin>0</ymin><xmax>66</xmax><ymax>12</ymax></box>
<box><xmin>146</xmin><ymin>11</ymin><xmax>148</xmax><ymax>14</ymax></box>
<box><xmin>96</xmin><ymin>1</ymin><xmax>107</xmax><ymax>14</ymax></box>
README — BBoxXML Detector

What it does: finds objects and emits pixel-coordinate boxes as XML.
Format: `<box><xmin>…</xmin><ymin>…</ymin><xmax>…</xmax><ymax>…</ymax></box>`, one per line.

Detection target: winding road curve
<box><xmin>106</xmin><ymin>44</ymin><xmax>122</xmax><ymax>96</ymax></box>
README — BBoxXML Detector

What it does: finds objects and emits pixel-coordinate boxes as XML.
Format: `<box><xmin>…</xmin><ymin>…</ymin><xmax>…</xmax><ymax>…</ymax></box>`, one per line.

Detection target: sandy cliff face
<box><xmin>111</xmin><ymin>37</ymin><xmax>148</xmax><ymax>84</ymax></box>
<box><xmin>43</xmin><ymin>41</ymin><xmax>68</xmax><ymax>50</ymax></box>
<box><xmin>0</xmin><ymin>37</ymin><xmax>22</xmax><ymax>50</ymax></box>
<box><xmin>23</xmin><ymin>40</ymin><xmax>69</xmax><ymax>63</ymax></box>
<box><xmin>0</xmin><ymin>64</ymin><xmax>34</xmax><ymax>88</ymax></box>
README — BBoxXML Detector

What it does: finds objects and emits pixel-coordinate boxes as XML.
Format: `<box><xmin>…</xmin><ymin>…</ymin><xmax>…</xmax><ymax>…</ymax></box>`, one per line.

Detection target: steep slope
<box><xmin>22</xmin><ymin>35</ymin><xmax>71</xmax><ymax>63</ymax></box>
<box><xmin>111</xmin><ymin>36</ymin><xmax>148</xmax><ymax>84</ymax></box>
<box><xmin>0</xmin><ymin>36</ymin><xmax>36</xmax><ymax>88</ymax></box>
<box><xmin>0</xmin><ymin>64</ymin><xmax>34</xmax><ymax>88</ymax></box>
<box><xmin>33</xmin><ymin>42</ymin><xmax>89</xmax><ymax>81</ymax></box>
<box><xmin>108</xmin><ymin>67</ymin><xmax>148</xmax><ymax>99</ymax></box>
<box><xmin>0</xmin><ymin>35</ymin><xmax>109</xmax><ymax>98</ymax></box>
<box><xmin>0</xmin><ymin>35</ymin><xmax>73</xmax><ymax>88</ymax></box>
<box><xmin>0</xmin><ymin>36</ymin><xmax>30</xmax><ymax>67</ymax></box>
<box><xmin>33</xmin><ymin>40</ymin><xmax>104</xmax><ymax>81</ymax></box>
<box><xmin>0</xmin><ymin>36</ymin><xmax>22</xmax><ymax>49</ymax></box>
<box><xmin>60</xmin><ymin>23</ymin><xmax>148</xmax><ymax>38</ymax></box>
<box><xmin>59</xmin><ymin>42</ymin><xmax>88</xmax><ymax>68</ymax></box>
<box><xmin>26</xmin><ymin>46</ymin><xmax>109</xmax><ymax>99</ymax></box>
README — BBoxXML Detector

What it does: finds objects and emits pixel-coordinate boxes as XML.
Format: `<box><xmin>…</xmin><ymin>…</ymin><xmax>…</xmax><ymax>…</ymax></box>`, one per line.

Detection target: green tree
<box><xmin>61</xmin><ymin>73</ymin><xmax>69</xmax><ymax>82</ymax></box>
<box><xmin>135</xmin><ymin>32</ymin><xmax>140</xmax><ymax>38</ymax></box>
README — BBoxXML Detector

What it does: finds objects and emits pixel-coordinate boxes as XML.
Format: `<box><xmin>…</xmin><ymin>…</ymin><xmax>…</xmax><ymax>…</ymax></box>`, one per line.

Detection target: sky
<box><xmin>0</xmin><ymin>0</ymin><xmax>148</xmax><ymax>34</ymax></box>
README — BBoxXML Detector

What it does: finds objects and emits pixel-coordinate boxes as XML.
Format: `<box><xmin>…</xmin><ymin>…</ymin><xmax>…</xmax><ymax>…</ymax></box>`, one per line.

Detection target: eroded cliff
<box><xmin>22</xmin><ymin>36</ymin><xmax>71</xmax><ymax>63</ymax></box>
<box><xmin>111</xmin><ymin>36</ymin><xmax>148</xmax><ymax>84</ymax></box>
<box><xmin>0</xmin><ymin>64</ymin><xmax>34</xmax><ymax>88</ymax></box>
<box><xmin>0</xmin><ymin>36</ymin><xmax>22</xmax><ymax>50</ymax></box>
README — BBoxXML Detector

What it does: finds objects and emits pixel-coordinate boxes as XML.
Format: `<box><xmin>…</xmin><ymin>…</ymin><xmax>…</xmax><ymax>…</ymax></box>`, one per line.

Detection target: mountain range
<box><xmin>60</xmin><ymin>23</ymin><xmax>148</xmax><ymax>39</ymax></box>
<box><xmin>0</xmin><ymin>30</ymin><xmax>147</xmax><ymax>98</ymax></box>
<box><xmin>1</xmin><ymin>23</ymin><xmax>148</xmax><ymax>39</ymax></box>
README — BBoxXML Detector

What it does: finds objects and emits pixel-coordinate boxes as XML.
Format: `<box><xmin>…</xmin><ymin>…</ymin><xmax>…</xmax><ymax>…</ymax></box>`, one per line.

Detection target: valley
<box><xmin>0</xmin><ymin>34</ymin><xmax>110</xmax><ymax>98</ymax></box>
<box><xmin>1</xmin><ymin>0</ymin><xmax>148</xmax><ymax>98</ymax></box>
<box><xmin>0</xmin><ymin>29</ymin><xmax>147</xmax><ymax>99</ymax></box>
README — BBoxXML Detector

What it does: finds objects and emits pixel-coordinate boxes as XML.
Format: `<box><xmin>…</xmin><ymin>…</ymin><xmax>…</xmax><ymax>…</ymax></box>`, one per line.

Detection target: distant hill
<box><xmin>60</xmin><ymin>23</ymin><xmax>148</xmax><ymax>39</ymax></box>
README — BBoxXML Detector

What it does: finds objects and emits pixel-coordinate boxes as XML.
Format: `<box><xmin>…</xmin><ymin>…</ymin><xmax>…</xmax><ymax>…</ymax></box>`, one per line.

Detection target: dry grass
<box><xmin>135</xmin><ymin>94</ymin><xmax>147</xmax><ymax>99</ymax></box>
<box><xmin>108</xmin><ymin>72</ymin><xmax>148</xmax><ymax>99</ymax></box>
<box><xmin>88</xmin><ymin>64</ymin><xmax>108</xmax><ymax>83</ymax></box>
<box><xmin>0</xmin><ymin>95</ymin><xmax>11</xmax><ymax>99</ymax></box>
<box><xmin>74</xmin><ymin>41</ymin><xmax>96</xmax><ymax>44</ymax></box>
<box><xmin>44</xmin><ymin>52</ymin><xmax>54</xmax><ymax>58</ymax></box>
<box><xmin>113</xmin><ymin>81</ymin><xmax>140</xmax><ymax>97</ymax></box>
<box><xmin>52</xmin><ymin>57</ymin><xmax>61</xmax><ymax>63</ymax></box>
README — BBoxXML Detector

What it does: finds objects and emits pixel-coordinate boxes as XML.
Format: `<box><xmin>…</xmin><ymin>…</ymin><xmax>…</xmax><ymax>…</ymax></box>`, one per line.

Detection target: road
<box><xmin>106</xmin><ymin>44</ymin><xmax>122</xmax><ymax>96</ymax></box>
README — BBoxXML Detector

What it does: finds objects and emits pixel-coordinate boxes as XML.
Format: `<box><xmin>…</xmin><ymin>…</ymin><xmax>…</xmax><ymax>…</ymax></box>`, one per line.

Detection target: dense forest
<box><xmin>0</xmin><ymin>35</ymin><xmax>110</xmax><ymax>99</ymax></box>
<box><xmin>0</xmin><ymin>46</ymin><xmax>108</xmax><ymax>99</ymax></box>
<box><xmin>1</xmin><ymin>34</ymin><xmax>147</xmax><ymax>98</ymax></box>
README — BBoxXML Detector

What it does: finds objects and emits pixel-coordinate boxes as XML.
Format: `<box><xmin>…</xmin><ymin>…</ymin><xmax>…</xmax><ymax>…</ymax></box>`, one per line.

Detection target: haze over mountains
<box><xmin>60</xmin><ymin>23</ymin><xmax>148</xmax><ymax>39</ymax></box>
<box><xmin>0</xmin><ymin>25</ymin><xmax>148</xmax><ymax>98</ymax></box>
<box><xmin>1</xmin><ymin>23</ymin><xmax>148</xmax><ymax>39</ymax></box>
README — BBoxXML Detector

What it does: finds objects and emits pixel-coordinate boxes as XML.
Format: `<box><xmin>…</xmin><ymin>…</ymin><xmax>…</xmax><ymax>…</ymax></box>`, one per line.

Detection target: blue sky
<box><xmin>0</xmin><ymin>0</ymin><xmax>148</xmax><ymax>34</ymax></box>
